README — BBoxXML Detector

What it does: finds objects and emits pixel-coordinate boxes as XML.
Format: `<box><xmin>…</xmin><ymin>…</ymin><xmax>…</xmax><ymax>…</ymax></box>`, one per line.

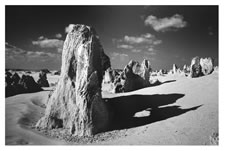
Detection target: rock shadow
<box><xmin>105</xmin><ymin>93</ymin><xmax>202</xmax><ymax>131</ymax></box>
<box><xmin>150</xmin><ymin>80</ymin><xmax>176</xmax><ymax>87</ymax></box>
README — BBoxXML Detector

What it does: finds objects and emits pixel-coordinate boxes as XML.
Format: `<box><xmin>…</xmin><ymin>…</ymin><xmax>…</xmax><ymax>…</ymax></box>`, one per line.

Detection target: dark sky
<box><xmin>5</xmin><ymin>6</ymin><xmax>218</xmax><ymax>70</ymax></box>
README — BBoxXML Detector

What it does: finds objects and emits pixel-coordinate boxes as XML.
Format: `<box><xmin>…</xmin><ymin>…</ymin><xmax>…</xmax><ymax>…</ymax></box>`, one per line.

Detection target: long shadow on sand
<box><xmin>105</xmin><ymin>93</ymin><xmax>202</xmax><ymax>131</ymax></box>
<box><xmin>150</xmin><ymin>80</ymin><xmax>176</xmax><ymax>87</ymax></box>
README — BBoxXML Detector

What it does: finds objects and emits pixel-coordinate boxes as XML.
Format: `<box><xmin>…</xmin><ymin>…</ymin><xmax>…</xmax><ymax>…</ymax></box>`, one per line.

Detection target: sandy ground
<box><xmin>5</xmin><ymin>71</ymin><xmax>218</xmax><ymax>145</ymax></box>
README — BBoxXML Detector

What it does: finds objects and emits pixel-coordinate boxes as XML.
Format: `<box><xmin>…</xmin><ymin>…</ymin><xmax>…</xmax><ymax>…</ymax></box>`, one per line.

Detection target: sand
<box><xmin>5</xmin><ymin>71</ymin><xmax>218</xmax><ymax>145</ymax></box>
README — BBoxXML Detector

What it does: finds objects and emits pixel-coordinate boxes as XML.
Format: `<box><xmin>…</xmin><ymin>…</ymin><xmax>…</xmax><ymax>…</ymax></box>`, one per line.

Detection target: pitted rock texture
<box><xmin>36</xmin><ymin>24</ymin><xmax>110</xmax><ymax>136</ymax></box>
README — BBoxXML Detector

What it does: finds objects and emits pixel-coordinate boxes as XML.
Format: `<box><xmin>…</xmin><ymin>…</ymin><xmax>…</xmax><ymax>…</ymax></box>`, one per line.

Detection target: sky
<box><xmin>5</xmin><ymin>6</ymin><xmax>218</xmax><ymax>70</ymax></box>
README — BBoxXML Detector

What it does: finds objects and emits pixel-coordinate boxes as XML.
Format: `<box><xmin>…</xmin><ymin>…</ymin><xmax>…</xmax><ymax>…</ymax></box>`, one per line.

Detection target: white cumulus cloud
<box><xmin>32</xmin><ymin>38</ymin><xmax>64</xmax><ymax>53</ymax></box>
<box><xmin>114</xmin><ymin>33</ymin><xmax>162</xmax><ymax>54</ymax></box>
<box><xmin>144</xmin><ymin>14</ymin><xmax>187</xmax><ymax>32</ymax></box>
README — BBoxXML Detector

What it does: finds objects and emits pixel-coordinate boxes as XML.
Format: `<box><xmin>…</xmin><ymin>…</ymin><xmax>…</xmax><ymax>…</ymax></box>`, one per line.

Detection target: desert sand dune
<box><xmin>5</xmin><ymin>71</ymin><xmax>218</xmax><ymax>145</ymax></box>
<box><xmin>5</xmin><ymin>90</ymin><xmax>68</xmax><ymax>145</ymax></box>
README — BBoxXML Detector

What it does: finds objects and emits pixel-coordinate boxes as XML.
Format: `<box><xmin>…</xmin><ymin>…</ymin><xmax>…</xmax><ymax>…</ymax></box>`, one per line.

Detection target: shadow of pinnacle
<box><xmin>104</xmin><ymin>93</ymin><xmax>202</xmax><ymax>131</ymax></box>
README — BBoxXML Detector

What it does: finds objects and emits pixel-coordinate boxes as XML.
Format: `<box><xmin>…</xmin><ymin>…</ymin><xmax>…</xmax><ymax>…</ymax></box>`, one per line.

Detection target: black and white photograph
<box><xmin>3</xmin><ymin>4</ymin><xmax>221</xmax><ymax>147</ymax></box>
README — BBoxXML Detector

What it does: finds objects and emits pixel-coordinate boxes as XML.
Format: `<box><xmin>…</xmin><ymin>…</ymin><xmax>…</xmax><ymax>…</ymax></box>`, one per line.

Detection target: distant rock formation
<box><xmin>183</xmin><ymin>64</ymin><xmax>190</xmax><ymax>73</ymax></box>
<box><xmin>103</xmin><ymin>68</ymin><xmax>113</xmax><ymax>84</ymax></box>
<box><xmin>172</xmin><ymin>64</ymin><xmax>178</xmax><ymax>74</ymax></box>
<box><xmin>11</xmin><ymin>72</ymin><xmax>20</xmax><ymax>85</ymax></box>
<box><xmin>111</xmin><ymin>59</ymin><xmax>151</xmax><ymax>93</ymax></box>
<box><xmin>200</xmin><ymin>57</ymin><xmax>214</xmax><ymax>75</ymax></box>
<box><xmin>36</xmin><ymin>24</ymin><xmax>110</xmax><ymax>136</ymax></box>
<box><xmin>37</xmin><ymin>70</ymin><xmax>50</xmax><ymax>87</ymax></box>
<box><xmin>190</xmin><ymin>56</ymin><xmax>203</xmax><ymax>78</ymax></box>
<box><xmin>40</xmin><ymin>69</ymin><xmax>51</xmax><ymax>74</ymax></box>
<box><xmin>5</xmin><ymin>72</ymin><xmax>42</xmax><ymax>97</ymax></box>
<box><xmin>157</xmin><ymin>69</ymin><xmax>167</xmax><ymax>76</ymax></box>
<box><xmin>5</xmin><ymin>71</ymin><xmax>13</xmax><ymax>86</ymax></box>
<box><xmin>19</xmin><ymin>75</ymin><xmax>43</xmax><ymax>93</ymax></box>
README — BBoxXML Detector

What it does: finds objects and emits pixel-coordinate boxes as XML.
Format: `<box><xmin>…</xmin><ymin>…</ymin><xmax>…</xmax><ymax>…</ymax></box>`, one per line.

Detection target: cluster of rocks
<box><xmin>37</xmin><ymin>70</ymin><xmax>50</xmax><ymax>87</ymax></box>
<box><xmin>190</xmin><ymin>56</ymin><xmax>214</xmax><ymax>78</ymax></box>
<box><xmin>102</xmin><ymin>68</ymin><xmax>121</xmax><ymax>84</ymax></box>
<box><xmin>5</xmin><ymin>72</ymin><xmax>42</xmax><ymax>97</ymax></box>
<box><xmin>109</xmin><ymin>59</ymin><xmax>151</xmax><ymax>93</ymax></box>
<box><xmin>166</xmin><ymin>56</ymin><xmax>214</xmax><ymax>78</ymax></box>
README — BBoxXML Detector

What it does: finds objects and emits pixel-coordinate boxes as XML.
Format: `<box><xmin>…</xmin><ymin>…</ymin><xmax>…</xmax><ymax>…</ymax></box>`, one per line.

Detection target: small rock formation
<box><xmin>36</xmin><ymin>24</ymin><xmax>110</xmax><ymax>136</ymax></box>
<box><xmin>37</xmin><ymin>70</ymin><xmax>50</xmax><ymax>87</ymax></box>
<box><xmin>103</xmin><ymin>68</ymin><xmax>113</xmax><ymax>84</ymax></box>
<box><xmin>172</xmin><ymin>64</ymin><xmax>178</xmax><ymax>74</ymax></box>
<box><xmin>190</xmin><ymin>56</ymin><xmax>203</xmax><ymax>78</ymax></box>
<box><xmin>200</xmin><ymin>57</ymin><xmax>214</xmax><ymax>75</ymax></box>
<box><xmin>157</xmin><ymin>69</ymin><xmax>167</xmax><ymax>76</ymax></box>
<box><xmin>183</xmin><ymin>64</ymin><xmax>189</xmax><ymax>73</ymax></box>
<box><xmin>183</xmin><ymin>64</ymin><xmax>187</xmax><ymax>72</ymax></box>
<box><xmin>112</xmin><ymin>59</ymin><xmax>151</xmax><ymax>93</ymax></box>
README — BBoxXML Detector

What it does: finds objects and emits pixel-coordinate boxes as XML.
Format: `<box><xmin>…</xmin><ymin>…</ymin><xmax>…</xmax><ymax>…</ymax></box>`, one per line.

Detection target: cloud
<box><xmin>117</xmin><ymin>33</ymin><xmax>161</xmax><ymax>46</ymax></box>
<box><xmin>6</xmin><ymin>42</ymin><xmax>59</xmax><ymax>60</ymax></box>
<box><xmin>114</xmin><ymin>33</ymin><xmax>162</xmax><ymax>54</ymax></box>
<box><xmin>144</xmin><ymin>51</ymin><xmax>156</xmax><ymax>56</ymax></box>
<box><xmin>144</xmin><ymin>14</ymin><xmax>187</xmax><ymax>32</ymax></box>
<box><xmin>55</xmin><ymin>33</ymin><xmax>62</xmax><ymax>38</ymax></box>
<box><xmin>131</xmin><ymin>49</ymin><xmax>142</xmax><ymax>53</ymax></box>
<box><xmin>32</xmin><ymin>38</ymin><xmax>64</xmax><ymax>53</ymax></box>
<box><xmin>111</xmin><ymin>52</ymin><xmax>129</xmax><ymax>61</ymax></box>
<box><xmin>65</xmin><ymin>24</ymin><xmax>76</xmax><ymax>33</ymax></box>
<box><xmin>26</xmin><ymin>51</ymin><xmax>58</xmax><ymax>58</ymax></box>
<box><xmin>38</xmin><ymin>36</ymin><xmax>45</xmax><ymax>40</ymax></box>
<box><xmin>117</xmin><ymin>44</ymin><xmax>134</xmax><ymax>49</ymax></box>
<box><xmin>5</xmin><ymin>42</ymin><xmax>26</xmax><ymax>56</ymax></box>
<box><xmin>123</xmin><ymin>33</ymin><xmax>159</xmax><ymax>45</ymax></box>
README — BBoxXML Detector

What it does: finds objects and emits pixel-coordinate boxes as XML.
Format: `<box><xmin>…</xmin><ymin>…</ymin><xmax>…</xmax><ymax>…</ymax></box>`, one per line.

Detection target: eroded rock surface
<box><xmin>190</xmin><ymin>56</ymin><xmax>204</xmax><ymax>78</ymax></box>
<box><xmin>36</xmin><ymin>24</ymin><xmax>110</xmax><ymax>136</ymax></box>
<box><xmin>200</xmin><ymin>57</ymin><xmax>214</xmax><ymax>75</ymax></box>
<box><xmin>111</xmin><ymin>59</ymin><xmax>151</xmax><ymax>93</ymax></box>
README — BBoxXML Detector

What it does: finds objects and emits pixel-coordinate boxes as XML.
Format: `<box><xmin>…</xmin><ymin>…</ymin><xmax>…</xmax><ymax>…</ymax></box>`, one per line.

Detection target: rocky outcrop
<box><xmin>18</xmin><ymin>75</ymin><xmax>43</xmax><ymax>93</ymax></box>
<box><xmin>200</xmin><ymin>57</ymin><xmax>214</xmax><ymax>75</ymax></box>
<box><xmin>36</xmin><ymin>24</ymin><xmax>110</xmax><ymax>136</ymax></box>
<box><xmin>37</xmin><ymin>70</ymin><xmax>50</xmax><ymax>87</ymax></box>
<box><xmin>190</xmin><ymin>56</ymin><xmax>203</xmax><ymax>78</ymax></box>
<box><xmin>5</xmin><ymin>73</ymin><xmax>42</xmax><ymax>97</ymax></box>
<box><xmin>111</xmin><ymin>59</ymin><xmax>151</xmax><ymax>93</ymax></box>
